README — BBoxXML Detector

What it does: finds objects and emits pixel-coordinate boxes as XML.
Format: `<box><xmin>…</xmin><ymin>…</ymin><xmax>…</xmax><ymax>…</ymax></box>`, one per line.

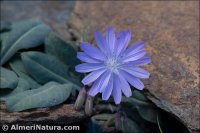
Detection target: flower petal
<box><xmin>102</xmin><ymin>73</ymin><xmax>113</xmax><ymax>100</ymax></box>
<box><xmin>89</xmin><ymin>78</ymin><xmax>101</xmax><ymax>96</ymax></box>
<box><xmin>77</xmin><ymin>52</ymin><xmax>100</xmax><ymax>63</ymax></box>
<box><xmin>88</xmin><ymin>70</ymin><xmax>112</xmax><ymax>96</ymax></box>
<box><xmin>82</xmin><ymin>68</ymin><xmax>106</xmax><ymax>85</ymax></box>
<box><xmin>106</xmin><ymin>26</ymin><xmax>116</xmax><ymax>52</ymax></box>
<box><xmin>112</xmin><ymin>75</ymin><xmax>122</xmax><ymax>104</ymax></box>
<box><xmin>116</xmin><ymin>74</ymin><xmax>132</xmax><ymax>97</ymax></box>
<box><xmin>123</xmin><ymin>56</ymin><xmax>151</xmax><ymax>67</ymax></box>
<box><xmin>75</xmin><ymin>63</ymin><xmax>105</xmax><ymax>73</ymax></box>
<box><xmin>80</xmin><ymin>42</ymin><xmax>105</xmax><ymax>60</ymax></box>
<box><xmin>123</xmin><ymin>41</ymin><xmax>145</xmax><ymax>57</ymax></box>
<box><xmin>123</xmin><ymin>30</ymin><xmax>131</xmax><ymax>50</ymax></box>
<box><xmin>94</xmin><ymin>31</ymin><xmax>107</xmax><ymax>53</ymax></box>
<box><xmin>99</xmin><ymin>70</ymin><xmax>112</xmax><ymax>92</ymax></box>
<box><xmin>115</xmin><ymin>31</ymin><xmax>126</xmax><ymax>55</ymax></box>
<box><xmin>120</xmin><ymin>67</ymin><xmax>150</xmax><ymax>79</ymax></box>
<box><xmin>119</xmin><ymin>70</ymin><xmax>144</xmax><ymax>90</ymax></box>
<box><xmin>122</xmin><ymin>50</ymin><xmax>146</xmax><ymax>63</ymax></box>
<box><xmin>115</xmin><ymin>30</ymin><xmax>131</xmax><ymax>56</ymax></box>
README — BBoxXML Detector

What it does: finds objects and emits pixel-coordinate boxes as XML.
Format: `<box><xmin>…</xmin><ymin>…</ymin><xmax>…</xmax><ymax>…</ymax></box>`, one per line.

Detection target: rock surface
<box><xmin>68</xmin><ymin>1</ymin><xmax>199</xmax><ymax>132</ymax></box>
<box><xmin>0</xmin><ymin>1</ymin><xmax>75</xmax><ymax>41</ymax></box>
<box><xmin>1</xmin><ymin>1</ymin><xmax>199</xmax><ymax>132</ymax></box>
<box><xmin>0</xmin><ymin>102</ymin><xmax>87</xmax><ymax>125</ymax></box>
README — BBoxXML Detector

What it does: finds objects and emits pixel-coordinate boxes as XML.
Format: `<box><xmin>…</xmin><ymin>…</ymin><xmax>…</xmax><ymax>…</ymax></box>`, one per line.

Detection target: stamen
<box><xmin>105</xmin><ymin>57</ymin><xmax>121</xmax><ymax>73</ymax></box>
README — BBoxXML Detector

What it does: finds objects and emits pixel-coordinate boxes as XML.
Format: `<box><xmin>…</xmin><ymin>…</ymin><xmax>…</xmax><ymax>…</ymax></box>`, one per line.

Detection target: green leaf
<box><xmin>45</xmin><ymin>32</ymin><xmax>79</xmax><ymax>66</ymax></box>
<box><xmin>132</xmin><ymin>89</ymin><xmax>148</xmax><ymax>102</ymax></box>
<box><xmin>0</xmin><ymin>21</ymin><xmax>11</xmax><ymax>33</ymax></box>
<box><xmin>118</xmin><ymin>117</ymin><xmax>143</xmax><ymax>133</ymax></box>
<box><xmin>122</xmin><ymin>105</ymin><xmax>146</xmax><ymax>124</ymax></box>
<box><xmin>9</xmin><ymin>54</ymin><xmax>41</xmax><ymax>89</ymax></box>
<box><xmin>44</xmin><ymin>32</ymin><xmax>82</xmax><ymax>80</ymax></box>
<box><xmin>136</xmin><ymin>105</ymin><xmax>158</xmax><ymax>123</ymax></box>
<box><xmin>18</xmin><ymin>72</ymin><xmax>41</xmax><ymax>89</ymax></box>
<box><xmin>0</xmin><ymin>89</ymin><xmax>12</xmax><ymax>100</ymax></box>
<box><xmin>86</xmin><ymin>119</ymin><xmax>102</xmax><ymax>133</ymax></box>
<box><xmin>0</xmin><ymin>67</ymin><xmax>18</xmax><ymax>89</ymax></box>
<box><xmin>6</xmin><ymin>82</ymin><xmax>59</xmax><ymax>109</ymax></box>
<box><xmin>106</xmin><ymin>115</ymin><xmax>115</xmax><ymax>127</ymax></box>
<box><xmin>0</xmin><ymin>32</ymin><xmax>8</xmax><ymax>45</ymax></box>
<box><xmin>0</xmin><ymin>19</ymin><xmax>51</xmax><ymax>65</ymax></box>
<box><xmin>9</xmin><ymin>53</ymin><xmax>28</xmax><ymax>75</ymax></box>
<box><xmin>122</xmin><ymin>89</ymin><xmax>158</xmax><ymax>123</ymax></box>
<box><xmin>92</xmin><ymin>114</ymin><xmax>114</xmax><ymax>121</ymax></box>
<box><xmin>6</xmin><ymin>82</ymin><xmax>72</xmax><ymax>112</ymax></box>
<box><xmin>8</xmin><ymin>78</ymin><xmax>30</xmax><ymax>96</ymax></box>
<box><xmin>121</xmin><ymin>96</ymin><xmax>152</xmax><ymax>107</ymax></box>
<box><xmin>21</xmin><ymin>51</ymin><xmax>81</xmax><ymax>88</ymax></box>
<box><xmin>94</xmin><ymin>104</ymin><xmax>117</xmax><ymax>113</ymax></box>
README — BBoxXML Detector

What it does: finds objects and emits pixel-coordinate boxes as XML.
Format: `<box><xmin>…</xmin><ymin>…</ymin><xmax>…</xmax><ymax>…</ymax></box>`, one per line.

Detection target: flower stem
<box><xmin>115</xmin><ymin>104</ymin><xmax>122</xmax><ymax>130</ymax></box>
<box><xmin>157</xmin><ymin>114</ymin><xmax>163</xmax><ymax>133</ymax></box>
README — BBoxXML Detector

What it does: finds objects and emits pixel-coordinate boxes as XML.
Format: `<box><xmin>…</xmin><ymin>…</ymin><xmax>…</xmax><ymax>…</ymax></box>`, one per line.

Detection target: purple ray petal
<box><xmin>77</xmin><ymin>52</ymin><xmax>101</xmax><ymax>63</ymax></box>
<box><xmin>115</xmin><ymin>30</ymin><xmax>131</xmax><ymax>56</ymax></box>
<box><xmin>123</xmin><ymin>41</ymin><xmax>145</xmax><ymax>57</ymax></box>
<box><xmin>120</xmin><ymin>67</ymin><xmax>150</xmax><ymax>79</ymax></box>
<box><xmin>82</xmin><ymin>68</ymin><xmax>106</xmax><ymax>85</ymax></box>
<box><xmin>116</xmin><ymin>74</ymin><xmax>132</xmax><ymax>97</ymax></box>
<box><xmin>106</xmin><ymin>26</ymin><xmax>116</xmax><ymax>52</ymax></box>
<box><xmin>88</xmin><ymin>70</ymin><xmax>112</xmax><ymax>96</ymax></box>
<box><xmin>115</xmin><ymin>31</ymin><xmax>126</xmax><ymax>55</ymax></box>
<box><xmin>102</xmin><ymin>73</ymin><xmax>113</xmax><ymax>100</ymax></box>
<box><xmin>80</xmin><ymin>42</ymin><xmax>105</xmax><ymax>60</ymax></box>
<box><xmin>123</xmin><ymin>56</ymin><xmax>151</xmax><ymax>67</ymax></box>
<box><xmin>122</xmin><ymin>50</ymin><xmax>146</xmax><ymax>63</ymax></box>
<box><xmin>112</xmin><ymin>75</ymin><xmax>122</xmax><ymax>104</ymax></box>
<box><xmin>99</xmin><ymin>70</ymin><xmax>112</xmax><ymax>92</ymax></box>
<box><xmin>94</xmin><ymin>31</ymin><xmax>107</xmax><ymax>53</ymax></box>
<box><xmin>122</xmin><ymin>30</ymin><xmax>131</xmax><ymax>51</ymax></box>
<box><xmin>75</xmin><ymin>63</ymin><xmax>105</xmax><ymax>73</ymax></box>
<box><xmin>89</xmin><ymin>78</ymin><xmax>101</xmax><ymax>96</ymax></box>
<box><xmin>119</xmin><ymin>70</ymin><xmax>144</xmax><ymax>90</ymax></box>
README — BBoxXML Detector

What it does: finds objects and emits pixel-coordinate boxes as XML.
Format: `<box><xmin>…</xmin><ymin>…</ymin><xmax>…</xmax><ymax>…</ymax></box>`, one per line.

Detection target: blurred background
<box><xmin>1</xmin><ymin>1</ymin><xmax>75</xmax><ymax>41</ymax></box>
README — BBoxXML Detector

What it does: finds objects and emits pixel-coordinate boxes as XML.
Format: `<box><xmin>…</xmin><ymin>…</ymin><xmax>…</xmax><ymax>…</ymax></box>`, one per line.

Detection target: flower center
<box><xmin>105</xmin><ymin>57</ymin><xmax>121</xmax><ymax>73</ymax></box>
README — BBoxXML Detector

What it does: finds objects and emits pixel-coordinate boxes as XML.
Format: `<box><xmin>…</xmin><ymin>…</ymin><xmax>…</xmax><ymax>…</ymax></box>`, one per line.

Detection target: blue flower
<box><xmin>75</xmin><ymin>26</ymin><xmax>151</xmax><ymax>104</ymax></box>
